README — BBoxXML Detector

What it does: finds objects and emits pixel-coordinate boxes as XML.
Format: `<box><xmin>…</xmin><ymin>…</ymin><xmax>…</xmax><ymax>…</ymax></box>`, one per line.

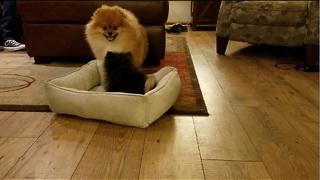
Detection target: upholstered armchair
<box><xmin>216</xmin><ymin>1</ymin><xmax>319</xmax><ymax>65</ymax></box>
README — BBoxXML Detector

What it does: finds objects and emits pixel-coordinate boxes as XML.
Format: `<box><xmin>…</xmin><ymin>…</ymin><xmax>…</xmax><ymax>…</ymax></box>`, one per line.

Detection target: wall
<box><xmin>167</xmin><ymin>1</ymin><xmax>191</xmax><ymax>24</ymax></box>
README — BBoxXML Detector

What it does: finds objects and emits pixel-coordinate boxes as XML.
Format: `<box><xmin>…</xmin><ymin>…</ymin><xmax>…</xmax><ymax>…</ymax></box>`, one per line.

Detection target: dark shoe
<box><xmin>4</xmin><ymin>39</ymin><xmax>26</xmax><ymax>51</ymax></box>
<box><xmin>175</xmin><ymin>23</ymin><xmax>188</xmax><ymax>32</ymax></box>
<box><xmin>166</xmin><ymin>24</ymin><xmax>182</xmax><ymax>34</ymax></box>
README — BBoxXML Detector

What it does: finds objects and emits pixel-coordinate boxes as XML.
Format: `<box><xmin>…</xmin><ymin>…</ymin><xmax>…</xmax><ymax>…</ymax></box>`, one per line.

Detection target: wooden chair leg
<box><xmin>305</xmin><ymin>44</ymin><xmax>319</xmax><ymax>65</ymax></box>
<box><xmin>216</xmin><ymin>36</ymin><xmax>229</xmax><ymax>55</ymax></box>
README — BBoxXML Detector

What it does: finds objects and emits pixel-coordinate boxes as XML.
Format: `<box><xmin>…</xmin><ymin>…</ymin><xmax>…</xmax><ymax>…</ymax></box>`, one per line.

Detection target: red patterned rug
<box><xmin>0</xmin><ymin>36</ymin><xmax>208</xmax><ymax>115</ymax></box>
<box><xmin>143</xmin><ymin>36</ymin><xmax>208</xmax><ymax>115</ymax></box>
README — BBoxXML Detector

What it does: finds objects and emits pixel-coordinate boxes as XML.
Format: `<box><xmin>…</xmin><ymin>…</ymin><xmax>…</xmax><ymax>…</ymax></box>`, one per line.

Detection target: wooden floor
<box><xmin>0</xmin><ymin>30</ymin><xmax>318</xmax><ymax>179</ymax></box>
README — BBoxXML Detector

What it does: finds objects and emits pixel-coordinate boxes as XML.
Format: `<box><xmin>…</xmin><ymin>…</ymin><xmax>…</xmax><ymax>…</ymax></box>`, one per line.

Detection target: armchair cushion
<box><xmin>217</xmin><ymin>1</ymin><xmax>319</xmax><ymax>46</ymax></box>
<box><xmin>216</xmin><ymin>1</ymin><xmax>319</xmax><ymax>65</ymax></box>
<box><xmin>230</xmin><ymin>1</ymin><xmax>308</xmax><ymax>26</ymax></box>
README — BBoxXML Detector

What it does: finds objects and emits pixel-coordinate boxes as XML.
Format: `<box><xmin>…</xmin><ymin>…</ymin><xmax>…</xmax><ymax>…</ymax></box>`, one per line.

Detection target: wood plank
<box><xmin>209</xmin><ymin>59</ymin><xmax>271</xmax><ymax>106</ymax></box>
<box><xmin>185</xmin><ymin>35</ymin><xmax>260</xmax><ymax>161</ymax></box>
<box><xmin>261</xmin><ymin>84</ymin><xmax>318</xmax><ymax>153</ymax></box>
<box><xmin>227</xmin><ymin>51</ymin><xmax>282</xmax><ymax>88</ymax></box>
<box><xmin>139</xmin><ymin>116</ymin><xmax>204</xmax><ymax>179</ymax></box>
<box><xmin>197</xmin><ymin>32</ymin><xmax>318</xmax><ymax>155</ymax></box>
<box><xmin>194</xmin><ymin>114</ymin><xmax>260</xmax><ymax>161</ymax></box>
<box><xmin>3</xmin><ymin>115</ymin><xmax>99</xmax><ymax>179</ymax></box>
<box><xmin>233</xmin><ymin>46</ymin><xmax>318</xmax><ymax>109</ymax></box>
<box><xmin>275</xmin><ymin>71</ymin><xmax>319</xmax><ymax>108</ymax></box>
<box><xmin>259</xmin><ymin>46</ymin><xmax>318</xmax><ymax>108</ymax></box>
<box><xmin>72</xmin><ymin>123</ymin><xmax>146</xmax><ymax>179</ymax></box>
<box><xmin>194</xmin><ymin>33</ymin><xmax>272</xmax><ymax>107</ymax></box>
<box><xmin>184</xmin><ymin>33</ymin><xmax>227</xmax><ymax>114</ymax></box>
<box><xmin>203</xmin><ymin>160</ymin><xmax>271</xmax><ymax>179</ymax></box>
<box><xmin>227</xmin><ymin>52</ymin><xmax>318</xmax><ymax>153</ymax></box>
<box><xmin>234</xmin><ymin>106</ymin><xmax>319</xmax><ymax>179</ymax></box>
<box><xmin>0</xmin><ymin>137</ymin><xmax>35</xmax><ymax>179</ymax></box>
<box><xmin>255</xmin><ymin>56</ymin><xmax>319</xmax><ymax>153</ymax></box>
<box><xmin>212</xmin><ymin>37</ymin><xmax>319</xmax><ymax>152</ymax></box>
<box><xmin>0</xmin><ymin>112</ymin><xmax>54</xmax><ymax>138</ymax></box>
<box><xmin>0</xmin><ymin>111</ymin><xmax>15</xmax><ymax>125</ymax></box>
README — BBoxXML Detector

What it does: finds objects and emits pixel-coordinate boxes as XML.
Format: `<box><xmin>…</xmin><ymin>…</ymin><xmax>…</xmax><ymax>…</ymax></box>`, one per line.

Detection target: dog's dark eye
<box><xmin>103</xmin><ymin>26</ymin><xmax>107</xmax><ymax>30</ymax></box>
<box><xmin>113</xmin><ymin>27</ymin><xmax>118</xmax><ymax>30</ymax></box>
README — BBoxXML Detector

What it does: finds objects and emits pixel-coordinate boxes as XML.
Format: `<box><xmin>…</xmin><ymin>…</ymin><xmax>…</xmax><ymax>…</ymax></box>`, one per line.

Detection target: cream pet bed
<box><xmin>45</xmin><ymin>60</ymin><xmax>181</xmax><ymax>128</ymax></box>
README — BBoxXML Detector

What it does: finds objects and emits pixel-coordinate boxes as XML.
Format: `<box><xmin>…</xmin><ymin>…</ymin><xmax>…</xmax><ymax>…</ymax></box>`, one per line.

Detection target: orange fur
<box><xmin>85</xmin><ymin>5</ymin><xmax>148</xmax><ymax>68</ymax></box>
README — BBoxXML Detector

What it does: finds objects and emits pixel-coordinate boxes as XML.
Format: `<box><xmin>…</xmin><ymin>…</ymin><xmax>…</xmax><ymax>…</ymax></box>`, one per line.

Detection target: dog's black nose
<box><xmin>107</xmin><ymin>32</ymin><xmax>113</xmax><ymax>36</ymax></box>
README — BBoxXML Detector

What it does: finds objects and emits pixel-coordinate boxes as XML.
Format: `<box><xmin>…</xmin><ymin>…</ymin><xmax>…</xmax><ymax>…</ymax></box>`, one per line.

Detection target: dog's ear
<box><xmin>93</xmin><ymin>4</ymin><xmax>107</xmax><ymax>17</ymax></box>
<box><xmin>113</xmin><ymin>6</ymin><xmax>127</xmax><ymax>18</ymax></box>
<box><xmin>92</xmin><ymin>8</ymin><xmax>101</xmax><ymax>19</ymax></box>
<box><xmin>93</xmin><ymin>7</ymin><xmax>101</xmax><ymax>15</ymax></box>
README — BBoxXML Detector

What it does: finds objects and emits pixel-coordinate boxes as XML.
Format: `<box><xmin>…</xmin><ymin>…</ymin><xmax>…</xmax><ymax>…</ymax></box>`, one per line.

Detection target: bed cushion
<box><xmin>45</xmin><ymin>60</ymin><xmax>181</xmax><ymax>128</ymax></box>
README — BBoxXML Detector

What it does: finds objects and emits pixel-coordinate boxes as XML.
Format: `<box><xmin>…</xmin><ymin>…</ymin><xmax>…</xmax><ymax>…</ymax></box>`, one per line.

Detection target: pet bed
<box><xmin>45</xmin><ymin>60</ymin><xmax>181</xmax><ymax>128</ymax></box>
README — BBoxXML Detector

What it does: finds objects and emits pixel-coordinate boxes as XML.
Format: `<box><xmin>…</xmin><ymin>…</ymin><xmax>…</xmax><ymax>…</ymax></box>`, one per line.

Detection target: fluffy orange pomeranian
<box><xmin>85</xmin><ymin>5</ymin><xmax>148</xmax><ymax>68</ymax></box>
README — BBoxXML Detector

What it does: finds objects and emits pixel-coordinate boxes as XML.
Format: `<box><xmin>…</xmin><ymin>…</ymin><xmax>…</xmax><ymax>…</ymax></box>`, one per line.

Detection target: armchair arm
<box><xmin>305</xmin><ymin>1</ymin><xmax>319</xmax><ymax>45</ymax></box>
<box><xmin>216</xmin><ymin>1</ymin><xmax>239</xmax><ymax>37</ymax></box>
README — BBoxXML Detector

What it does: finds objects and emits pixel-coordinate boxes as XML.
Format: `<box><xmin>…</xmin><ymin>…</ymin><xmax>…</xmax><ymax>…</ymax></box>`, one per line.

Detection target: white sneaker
<box><xmin>4</xmin><ymin>39</ymin><xmax>26</xmax><ymax>51</ymax></box>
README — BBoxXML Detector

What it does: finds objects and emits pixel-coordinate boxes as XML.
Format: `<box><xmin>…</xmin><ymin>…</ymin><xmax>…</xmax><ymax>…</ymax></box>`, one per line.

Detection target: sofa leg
<box><xmin>216</xmin><ymin>36</ymin><xmax>229</xmax><ymax>55</ymax></box>
<box><xmin>305</xmin><ymin>44</ymin><xmax>319</xmax><ymax>65</ymax></box>
<box><xmin>143</xmin><ymin>58</ymin><xmax>160</xmax><ymax>66</ymax></box>
<box><xmin>34</xmin><ymin>57</ymin><xmax>53</xmax><ymax>64</ymax></box>
<box><xmin>143</xmin><ymin>53</ymin><xmax>161</xmax><ymax>66</ymax></box>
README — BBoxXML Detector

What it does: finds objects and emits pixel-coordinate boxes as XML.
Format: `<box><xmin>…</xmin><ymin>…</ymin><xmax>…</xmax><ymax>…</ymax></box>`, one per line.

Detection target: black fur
<box><xmin>104</xmin><ymin>51</ymin><xmax>146</xmax><ymax>94</ymax></box>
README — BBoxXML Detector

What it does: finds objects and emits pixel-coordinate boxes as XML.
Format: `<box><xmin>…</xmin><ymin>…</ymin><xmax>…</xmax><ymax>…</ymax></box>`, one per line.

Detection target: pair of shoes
<box><xmin>166</xmin><ymin>23</ymin><xmax>188</xmax><ymax>34</ymax></box>
<box><xmin>166</xmin><ymin>24</ymin><xmax>182</xmax><ymax>34</ymax></box>
<box><xmin>175</xmin><ymin>23</ymin><xmax>188</xmax><ymax>32</ymax></box>
<box><xmin>4</xmin><ymin>39</ymin><xmax>26</xmax><ymax>51</ymax></box>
